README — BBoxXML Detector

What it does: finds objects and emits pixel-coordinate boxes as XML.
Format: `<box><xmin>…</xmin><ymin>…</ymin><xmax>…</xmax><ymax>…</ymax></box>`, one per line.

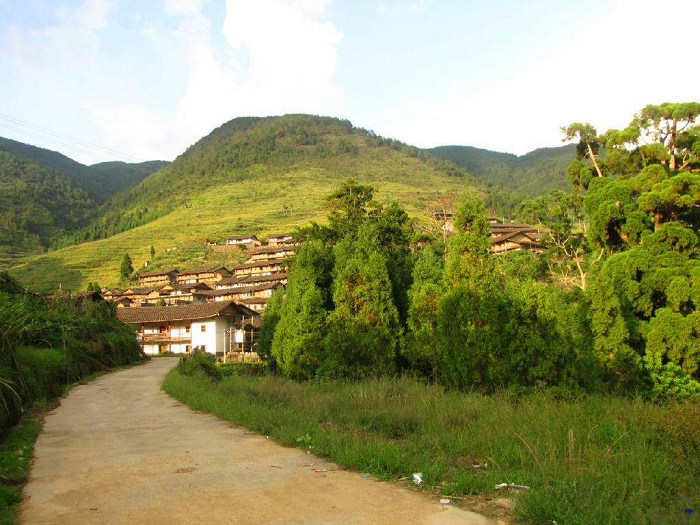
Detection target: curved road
<box><xmin>21</xmin><ymin>359</ymin><xmax>501</xmax><ymax>524</ymax></box>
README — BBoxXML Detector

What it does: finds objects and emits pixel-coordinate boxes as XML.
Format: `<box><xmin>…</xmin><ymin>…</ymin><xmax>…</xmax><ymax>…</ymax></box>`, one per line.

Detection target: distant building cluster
<box><xmin>108</xmin><ymin>233</ymin><xmax>296</xmax><ymax>359</ymax></box>
<box><xmin>435</xmin><ymin>213</ymin><xmax>545</xmax><ymax>253</ymax></box>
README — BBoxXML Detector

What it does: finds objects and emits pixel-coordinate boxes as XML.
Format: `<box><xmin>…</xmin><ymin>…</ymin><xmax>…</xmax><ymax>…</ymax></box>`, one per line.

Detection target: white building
<box><xmin>117</xmin><ymin>301</ymin><xmax>259</xmax><ymax>357</ymax></box>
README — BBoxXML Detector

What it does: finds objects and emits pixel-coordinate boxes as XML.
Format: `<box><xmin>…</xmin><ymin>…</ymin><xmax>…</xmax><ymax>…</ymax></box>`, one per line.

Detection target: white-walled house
<box><xmin>117</xmin><ymin>301</ymin><xmax>259</xmax><ymax>357</ymax></box>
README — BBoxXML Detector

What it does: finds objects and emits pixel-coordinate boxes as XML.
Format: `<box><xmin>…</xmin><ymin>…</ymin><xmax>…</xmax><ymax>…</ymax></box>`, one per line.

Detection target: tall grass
<box><xmin>163</xmin><ymin>367</ymin><xmax>700</xmax><ymax>525</ymax></box>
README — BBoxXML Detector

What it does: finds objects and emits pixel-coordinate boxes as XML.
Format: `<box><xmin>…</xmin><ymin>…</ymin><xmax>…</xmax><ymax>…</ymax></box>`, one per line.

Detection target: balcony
<box><xmin>136</xmin><ymin>333</ymin><xmax>192</xmax><ymax>344</ymax></box>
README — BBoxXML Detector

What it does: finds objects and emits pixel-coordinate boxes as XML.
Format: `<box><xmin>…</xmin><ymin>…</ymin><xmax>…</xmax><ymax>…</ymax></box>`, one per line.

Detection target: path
<box><xmin>21</xmin><ymin>359</ymin><xmax>502</xmax><ymax>524</ymax></box>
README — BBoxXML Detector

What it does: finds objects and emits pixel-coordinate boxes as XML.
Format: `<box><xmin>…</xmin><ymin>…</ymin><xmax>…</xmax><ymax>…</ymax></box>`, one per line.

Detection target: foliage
<box><xmin>404</xmin><ymin>246</ymin><xmax>444</xmax><ymax>379</ymax></box>
<box><xmin>0</xmin><ymin>150</ymin><xmax>95</xmax><ymax>268</ymax></box>
<box><xmin>324</xmin><ymin>225</ymin><xmax>401</xmax><ymax>378</ymax></box>
<box><xmin>271</xmin><ymin>241</ymin><xmax>332</xmax><ymax>379</ymax></box>
<box><xmin>428</xmin><ymin>144</ymin><xmax>575</xmax><ymax>202</ymax></box>
<box><xmin>119</xmin><ymin>253</ymin><xmax>133</xmax><ymax>280</ymax></box>
<box><xmin>0</xmin><ymin>273</ymin><xmax>142</xmax><ymax>432</ymax></box>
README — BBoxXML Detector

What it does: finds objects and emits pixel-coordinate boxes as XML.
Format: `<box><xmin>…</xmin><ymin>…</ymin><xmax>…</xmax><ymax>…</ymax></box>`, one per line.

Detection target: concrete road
<box><xmin>21</xmin><ymin>359</ymin><xmax>502</xmax><ymax>524</ymax></box>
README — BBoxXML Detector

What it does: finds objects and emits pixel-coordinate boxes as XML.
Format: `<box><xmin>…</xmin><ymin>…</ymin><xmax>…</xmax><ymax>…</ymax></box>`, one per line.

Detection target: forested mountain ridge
<box><xmin>0</xmin><ymin>136</ymin><xmax>168</xmax><ymax>201</ymax></box>
<box><xmin>0</xmin><ymin>150</ymin><xmax>96</xmax><ymax>268</ymax></box>
<box><xmin>9</xmin><ymin>114</ymin><xmax>472</xmax><ymax>292</ymax></box>
<box><xmin>428</xmin><ymin>143</ymin><xmax>575</xmax><ymax>196</ymax></box>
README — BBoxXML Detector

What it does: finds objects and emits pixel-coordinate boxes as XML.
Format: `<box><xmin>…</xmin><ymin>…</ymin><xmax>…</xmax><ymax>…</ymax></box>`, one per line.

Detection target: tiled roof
<box><xmin>240</xmin><ymin>272</ymin><xmax>288</xmax><ymax>284</ymax></box>
<box><xmin>116</xmin><ymin>301</ymin><xmax>256</xmax><ymax>323</ymax></box>
<box><xmin>138</xmin><ymin>268</ymin><xmax>178</xmax><ymax>278</ymax></box>
<box><xmin>233</xmin><ymin>258</ymin><xmax>288</xmax><ymax>270</ymax></box>
<box><xmin>249</xmin><ymin>245</ymin><xmax>298</xmax><ymax>255</ymax></box>
<box><xmin>177</xmin><ymin>266</ymin><xmax>231</xmax><ymax>276</ymax></box>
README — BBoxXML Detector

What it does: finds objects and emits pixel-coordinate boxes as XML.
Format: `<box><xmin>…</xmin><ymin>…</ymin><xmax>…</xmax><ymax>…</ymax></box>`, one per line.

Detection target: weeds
<box><xmin>163</xmin><ymin>367</ymin><xmax>700</xmax><ymax>525</ymax></box>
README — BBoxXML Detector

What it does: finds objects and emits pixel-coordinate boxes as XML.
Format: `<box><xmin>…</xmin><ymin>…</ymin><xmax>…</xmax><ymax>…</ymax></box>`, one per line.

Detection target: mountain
<box><xmin>0</xmin><ymin>149</ymin><xmax>96</xmax><ymax>268</ymax></box>
<box><xmin>428</xmin><ymin>144</ymin><xmax>576</xmax><ymax>197</ymax></box>
<box><xmin>0</xmin><ymin>137</ymin><xmax>168</xmax><ymax>201</ymax></box>
<box><xmin>8</xmin><ymin>114</ymin><xmax>472</xmax><ymax>292</ymax></box>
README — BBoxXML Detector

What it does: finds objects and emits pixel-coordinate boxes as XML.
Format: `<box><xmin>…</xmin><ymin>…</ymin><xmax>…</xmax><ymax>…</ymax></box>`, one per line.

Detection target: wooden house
<box><xmin>137</xmin><ymin>269</ymin><xmax>178</xmax><ymax>287</ymax></box>
<box><xmin>248</xmin><ymin>245</ymin><xmax>297</xmax><ymax>262</ymax></box>
<box><xmin>266</xmin><ymin>233</ymin><xmax>295</xmax><ymax>246</ymax></box>
<box><xmin>232</xmin><ymin>258</ymin><xmax>287</xmax><ymax>278</ymax></box>
<box><xmin>116</xmin><ymin>301</ymin><xmax>259</xmax><ymax>357</ymax></box>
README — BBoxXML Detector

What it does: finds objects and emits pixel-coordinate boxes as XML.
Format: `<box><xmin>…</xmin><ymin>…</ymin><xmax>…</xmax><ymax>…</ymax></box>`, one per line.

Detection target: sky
<box><xmin>0</xmin><ymin>0</ymin><xmax>698</xmax><ymax>165</ymax></box>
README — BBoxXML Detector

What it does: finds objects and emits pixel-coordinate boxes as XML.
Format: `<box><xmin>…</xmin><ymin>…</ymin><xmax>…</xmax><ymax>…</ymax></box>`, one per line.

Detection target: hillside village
<box><xmin>106</xmin><ymin>219</ymin><xmax>544</xmax><ymax>359</ymax></box>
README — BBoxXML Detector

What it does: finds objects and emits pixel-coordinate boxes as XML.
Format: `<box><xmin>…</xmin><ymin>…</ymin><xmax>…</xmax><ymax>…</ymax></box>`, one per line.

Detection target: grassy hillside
<box><xmin>429</xmin><ymin>144</ymin><xmax>575</xmax><ymax>197</ymax></box>
<box><xmin>0</xmin><ymin>136</ymin><xmax>167</xmax><ymax>201</ymax></box>
<box><xmin>9</xmin><ymin>115</ymin><xmax>471</xmax><ymax>292</ymax></box>
<box><xmin>0</xmin><ymin>150</ymin><xmax>96</xmax><ymax>269</ymax></box>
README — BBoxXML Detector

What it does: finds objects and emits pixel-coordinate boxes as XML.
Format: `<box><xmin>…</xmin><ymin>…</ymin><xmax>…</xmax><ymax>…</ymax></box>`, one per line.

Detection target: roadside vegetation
<box><xmin>164</xmin><ymin>358</ymin><xmax>699</xmax><ymax>525</ymax></box>
<box><xmin>0</xmin><ymin>272</ymin><xmax>143</xmax><ymax>523</ymax></box>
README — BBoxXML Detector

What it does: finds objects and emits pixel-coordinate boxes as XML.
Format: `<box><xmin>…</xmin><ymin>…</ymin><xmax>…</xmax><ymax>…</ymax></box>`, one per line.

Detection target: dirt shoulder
<box><xmin>21</xmin><ymin>359</ymin><xmax>504</xmax><ymax>524</ymax></box>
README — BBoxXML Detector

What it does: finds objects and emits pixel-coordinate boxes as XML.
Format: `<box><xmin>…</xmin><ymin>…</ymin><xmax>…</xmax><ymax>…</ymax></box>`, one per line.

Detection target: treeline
<box><xmin>0</xmin><ymin>273</ymin><xmax>143</xmax><ymax>433</ymax></box>
<box><xmin>259</xmin><ymin>102</ymin><xmax>700</xmax><ymax>399</ymax></box>
<box><xmin>259</xmin><ymin>179</ymin><xmax>596</xmax><ymax>394</ymax></box>
<box><xmin>0</xmin><ymin>151</ymin><xmax>96</xmax><ymax>264</ymax></box>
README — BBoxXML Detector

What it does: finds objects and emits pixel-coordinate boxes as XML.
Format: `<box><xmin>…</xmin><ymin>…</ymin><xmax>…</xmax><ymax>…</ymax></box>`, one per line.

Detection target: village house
<box><xmin>248</xmin><ymin>245</ymin><xmax>297</xmax><ymax>262</ymax></box>
<box><xmin>137</xmin><ymin>269</ymin><xmax>178</xmax><ymax>287</ymax></box>
<box><xmin>431</xmin><ymin>211</ymin><xmax>545</xmax><ymax>255</ymax></box>
<box><xmin>232</xmin><ymin>258</ymin><xmax>288</xmax><ymax>278</ymax></box>
<box><xmin>266</xmin><ymin>233</ymin><xmax>294</xmax><ymax>246</ymax></box>
<box><xmin>200</xmin><ymin>281</ymin><xmax>282</xmax><ymax>303</ymax></box>
<box><xmin>116</xmin><ymin>301</ymin><xmax>259</xmax><ymax>358</ymax></box>
<box><xmin>176</xmin><ymin>266</ymin><xmax>231</xmax><ymax>285</ymax></box>
<box><xmin>225</xmin><ymin>234</ymin><xmax>261</xmax><ymax>248</ymax></box>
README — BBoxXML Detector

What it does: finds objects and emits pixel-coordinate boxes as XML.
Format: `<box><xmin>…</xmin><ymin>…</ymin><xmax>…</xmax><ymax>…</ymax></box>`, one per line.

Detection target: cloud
<box><xmin>384</xmin><ymin>0</ymin><xmax>700</xmax><ymax>154</ymax></box>
<box><xmin>4</xmin><ymin>0</ymin><xmax>113</xmax><ymax>71</ymax></box>
<box><xmin>84</xmin><ymin>0</ymin><xmax>344</xmax><ymax>161</ymax></box>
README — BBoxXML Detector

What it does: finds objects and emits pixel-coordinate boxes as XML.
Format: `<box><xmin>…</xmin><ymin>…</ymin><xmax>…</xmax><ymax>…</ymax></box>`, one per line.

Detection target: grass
<box><xmin>0</xmin><ymin>412</ymin><xmax>41</xmax><ymax>525</ymax></box>
<box><xmin>163</xmin><ymin>367</ymin><xmax>700</xmax><ymax>525</ymax></box>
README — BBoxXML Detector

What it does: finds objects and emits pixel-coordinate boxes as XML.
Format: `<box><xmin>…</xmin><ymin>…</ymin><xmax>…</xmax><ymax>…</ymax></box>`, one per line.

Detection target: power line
<box><xmin>0</xmin><ymin>113</ymin><xmax>148</xmax><ymax>165</ymax></box>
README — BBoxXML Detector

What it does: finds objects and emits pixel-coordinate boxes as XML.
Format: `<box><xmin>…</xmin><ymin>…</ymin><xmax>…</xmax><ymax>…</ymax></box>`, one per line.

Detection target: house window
<box><xmin>185</xmin><ymin>325</ymin><xmax>190</xmax><ymax>333</ymax></box>
<box><xmin>201</xmin><ymin>325</ymin><xmax>206</xmax><ymax>332</ymax></box>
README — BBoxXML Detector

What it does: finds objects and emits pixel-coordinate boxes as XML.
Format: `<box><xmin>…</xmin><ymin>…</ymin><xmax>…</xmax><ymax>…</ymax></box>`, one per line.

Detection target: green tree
<box><xmin>519</xmin><ymin>190</ymin><xmax>591</xmax><ymax>289</ymax></box>
<box><xmin>561</xmin><ymin>122</ymin><xmax>604</xmax><ymax>178</ymax></box>
<box><xmin>150</xmin><ymin>245</ymin><xmax>156</xmax><ymax>260</ymax></box>
<box><xmin>257</xmin><ymin>288</ymin><xmax>285</xmax><ymax>363</ymax></box>
<box><xmin>437</xmin><ymin>194</ymin><xmax>505</xmax><ymax>390</ymax></box>
<box><xmin>324</xmin><ymin>225</ymin><xmax>400</xmax><ymax>378</ymax></box>
<box><xmin>325</xmin><ymin>178</ymin><xmax>377</xmax><ymax>240</ymax></box>
<box><xmin>271</xmin><ymin>241</ymin><xmax>332</xmax><ymax>379</ymax></box>
<box><xmin>589</xmin><ymin>223</ymin><xmax>700</xmax><ymax>393</ymax></box>
<box><xmin>120</xmin><ymin>253</ymin><xmax>133</xmax><ymax>281</ymax></box>
<box><xmin>405</xmin><ymin>245</ymin><xmax>444</xmax><ymax>380</ymax></box>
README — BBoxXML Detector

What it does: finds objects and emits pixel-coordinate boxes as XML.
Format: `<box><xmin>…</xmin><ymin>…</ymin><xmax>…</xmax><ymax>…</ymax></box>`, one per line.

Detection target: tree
<box><xmin>150</xmin><ymin>245</ymin><xmax>156</xmax><ymax>260</ymax></box>
<box><xmin>271</xmin><ymin>241</ymin><xmax>332</xmax><ymax>379</ymax></box>
<box><xmin>633</xmin><ymin>102</ymin><xmax>700</xmax><ymax>171</ymax></box>
<box><xmin>324</xmin><ymin>225</ymin><xmax>400</xmax><ymax>378</ymax></box>
<box><xmin>405</xmin><ymin>245</ymin><xmax>444</xmax><ymax>380</ymax></box>
<box><xmin>325</xmin><ymin>178</ymin><xmax>377</xmax><ymax>240</ymax></box>
<box><xmin>437</xmin><ymin>194</ymin><xmax>505</xmax><ymax>390</ymax></box>
<box><xmin>120</xmin><ymin>253</ymin><xmax>133</xmax><ymax>280</ymax></box>
<box><xmin>589</xmin><ymin>223</ymin><xmax>700</xmax><ymax>393</ymax></box>
<box><xmin>519</xmin><ymin>190</ymin><xmax>593</xmax><ymax>289</ymax></box>
<box><xmin>561</xmin><ymin>123</ymin><xmax>604</xmax><ymax>178</ymax></box>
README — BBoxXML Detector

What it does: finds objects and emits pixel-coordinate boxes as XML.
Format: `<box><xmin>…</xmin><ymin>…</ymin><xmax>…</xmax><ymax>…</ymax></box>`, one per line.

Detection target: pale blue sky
<box><xmin>1</xmin><ymin>0</ymin><xmax>698</xmax><ymax>164</ymax></box>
